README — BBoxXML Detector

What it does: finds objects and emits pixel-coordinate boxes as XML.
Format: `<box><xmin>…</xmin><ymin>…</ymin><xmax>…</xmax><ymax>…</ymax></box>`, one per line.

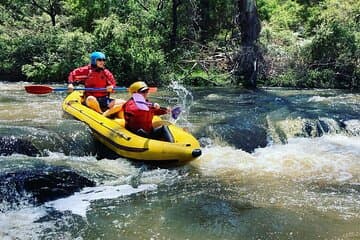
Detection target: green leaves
<box><xmin>259</xmin><ymin>0</ymin><xmax>359</xmax><ymax>89</ymax></box>
<box><xmin>0</xmin><ymin>0</ymin><xmax>358</xmax><ymax>89</ymax></box>
<box><xmin>91</xmin><ymin>13</ymin><xmax>165</xmax><ymax>84</ymax></box>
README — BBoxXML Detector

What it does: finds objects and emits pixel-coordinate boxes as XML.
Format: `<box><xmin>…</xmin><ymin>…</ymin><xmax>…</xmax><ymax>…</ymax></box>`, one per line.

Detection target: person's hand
<box><xmin>106</xmin><ymin>85</ymin><xmax>114</xmax><ymax>93</ymax></box>
<box><xmin>67</xmin><ymin>84</ymin><xmax>74</xmax><ymax>92</ymax></box>
<box><xmin>153</xmin><ymin>103</ymin><xmax>160</xmax><ymax>109</ymax></box>
<box><xmin>166</xmin><ymin>107</ymin><xmax>171</xmax><ymax>113</ymax></box>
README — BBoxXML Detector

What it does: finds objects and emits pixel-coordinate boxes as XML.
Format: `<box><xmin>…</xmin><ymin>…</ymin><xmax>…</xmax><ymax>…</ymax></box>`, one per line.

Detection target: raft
<box><xmin>62</xmin><ymin>91</ymin><xmax>202</xmax><ymax>163</ymax></box>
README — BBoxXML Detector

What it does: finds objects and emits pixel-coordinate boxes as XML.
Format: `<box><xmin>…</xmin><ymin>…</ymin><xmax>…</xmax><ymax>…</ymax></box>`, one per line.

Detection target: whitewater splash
<box><xmin>168</xmin><ymin>81</ymin><xmax>194</xmax><ymax>109</ymax></box>
<box><xmin>193</xmin><ymin>134</ymin><xmax>360</xmax><ymax>181</ymax></box>
<box><xmin>191</xmin><ymin>134</ymin><xmax>360</xmax><ymax>219</ymax></box>
<box><xmin>0</xmin><ymin>206</ymin><xmax>49</xmax><ymax>240</ymax></box>
<box><xmin>308</xmin><ymin>94</ymin><xmax>360</xmax><ymax>105</ymax></box>
<box><xmin>167</xmin><ymin>81</ymin><xmax>195</xmax><ymax>128</ymax></box>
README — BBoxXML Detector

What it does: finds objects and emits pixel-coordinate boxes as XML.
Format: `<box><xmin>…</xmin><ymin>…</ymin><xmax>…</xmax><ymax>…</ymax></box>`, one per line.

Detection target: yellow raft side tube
<box><xmin>62</xmin><ymin>91</ymin><xmax>201</xmax><ymax>163</ymax></box>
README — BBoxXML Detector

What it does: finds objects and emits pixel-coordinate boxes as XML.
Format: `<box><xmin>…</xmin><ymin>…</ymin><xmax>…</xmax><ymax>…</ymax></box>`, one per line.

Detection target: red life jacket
<box><xmin>68</xmin><ymin>65</ymin><xmax>116</xmax><ymax>98</ymax></box>
<box><xmin>123</xmin><ymin>98</ymin><xmax>167</xmax><ymax>134</ymax></box>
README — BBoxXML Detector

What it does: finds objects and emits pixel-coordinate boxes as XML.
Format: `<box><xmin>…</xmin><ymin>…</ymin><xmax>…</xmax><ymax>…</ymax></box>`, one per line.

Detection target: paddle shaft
<box><xmin>132</xmin><ymin>93</ymin><xmax>181</xmax><ymax>119</ymax></box>
<box><xmin>25</xmin><ymin>85</ymin><xmax>157</xmax><ymax>94</ymax></box>
<box><xmin>58</xmin><ymin>87</ymin><xmax>127</xmax><ymax>92</ymax></box>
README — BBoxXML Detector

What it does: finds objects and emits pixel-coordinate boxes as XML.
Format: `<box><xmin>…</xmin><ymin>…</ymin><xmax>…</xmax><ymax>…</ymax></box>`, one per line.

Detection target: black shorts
<box><xmin>97</xmin><ymin>96</ymin><xmax>114</xmax><ymax>111</ymax></box>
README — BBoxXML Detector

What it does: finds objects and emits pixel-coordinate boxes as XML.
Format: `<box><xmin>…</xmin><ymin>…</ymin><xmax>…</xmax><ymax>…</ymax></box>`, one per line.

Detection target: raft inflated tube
<box><xmin>62</xmin><ymin>91</ymin><xmax>202</xmax><ymax>163</ymax></box>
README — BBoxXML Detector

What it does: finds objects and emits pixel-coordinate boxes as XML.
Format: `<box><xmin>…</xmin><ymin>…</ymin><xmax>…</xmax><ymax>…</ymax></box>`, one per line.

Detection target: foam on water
<box><xmin>308</xmin><ymin>95</ymin><xmax>328</xmax><ymax>102</ymax></box>
<box><xmin>193</xmin><ymin>134</ymin><xmax>360</xmax><ymax>182</ymax></box>
<box><xmin>308</xmin><ymin>94</ymin><xmax>360</xmax><ymax>105</ymax></box>
<box><xmin>344</xmin><ymin>119</ymin><xmax>360</xmax><ymax>135</ymax></box>
<box><xmin>46</xmin><ymin>184</ymin><xmax>157</xmax><ymax>217</ymax></box>
<box><xmin>0</xmin><ymin>206</ymin><xmax>48</xmax><ymax>240</ymax></box>
<box><xmin>40</xmin><ymin>154</ymin><xmax>144</xmax><ymax>184</ymax></box>
<box><xmin>192</xmin><ymin>134</ymin><xmax>360</xmax><ymax>219</ymax></box>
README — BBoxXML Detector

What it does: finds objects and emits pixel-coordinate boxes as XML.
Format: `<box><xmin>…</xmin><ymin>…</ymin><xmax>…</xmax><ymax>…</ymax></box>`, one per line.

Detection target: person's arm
<box><xmin>104</xmin><ymin>69</ymin><xmax>116</xmax><ymax>92</ymax></box>
<box><xmin>152</xmin><ymin>104</ymin><xmax>170</xmax><ymax>115</ymax></box>
<box><xmin>68</xmin><ymin>65</ymin><xmax>90</xmax><ymax>92</ymax></box>
<box><xmin>68</xmin><ymin>65</ymin><xmax>90</xmax><ymax>83</ymax></box>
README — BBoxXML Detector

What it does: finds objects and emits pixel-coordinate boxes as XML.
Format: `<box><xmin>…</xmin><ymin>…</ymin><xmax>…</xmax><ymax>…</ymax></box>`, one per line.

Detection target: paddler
<box><xmin>67</xmin><ymin>51</ymin><xmax>125</xmax><ymax>114</ymax></box>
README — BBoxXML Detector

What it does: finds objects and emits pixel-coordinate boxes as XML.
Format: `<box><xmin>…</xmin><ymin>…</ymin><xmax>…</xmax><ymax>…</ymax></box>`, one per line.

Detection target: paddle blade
<box><xmin>25</xmin><ymin>85</ymin><xmax>53</xmax><ymax>94</ymax></box>
<box><xmin>171</xmin><ymin>106</ymin><xmax>182</xmax><ymax>119</ymax></box>
<box><xmin>148</xmin><ymin>87</ymin><xmax>157</xmax><ymax>93</ymax></box>
<box><xmin>126</xmin><ymin>87</ymin><xmax>157</xmax><ymax>94</ymax></box>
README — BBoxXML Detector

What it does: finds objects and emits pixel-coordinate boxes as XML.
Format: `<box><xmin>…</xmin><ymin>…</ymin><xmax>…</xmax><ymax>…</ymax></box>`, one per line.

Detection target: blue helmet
<box><xmin>90</xmin><ymin>52</ymin><xmax>106</xmax><ymax>65</ymax></box>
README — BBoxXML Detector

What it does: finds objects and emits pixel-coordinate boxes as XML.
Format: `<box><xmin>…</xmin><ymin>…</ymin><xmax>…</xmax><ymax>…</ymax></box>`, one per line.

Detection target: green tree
<box><xmin>92</xmin><ymin>14</ymin><xmax>165</xmax><ymax>85</ymax></box>
<box><xmin>303</xmin><ymin>0</ymin><xmax>359</xmax><ymax>88</ymax></box>
<box><xmin>64</xmin><ymin>0</ymin><xmax>112</xmax><ymax>31</ymax></box>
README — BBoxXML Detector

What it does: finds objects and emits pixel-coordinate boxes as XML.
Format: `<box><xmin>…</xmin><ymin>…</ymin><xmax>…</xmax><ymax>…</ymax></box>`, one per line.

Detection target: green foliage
<box><xmin>267</xmin><ymin>70</ymin><xmax>299</xmax><ymax>87</ymax></box>
<box><xmin>271</xmin><ymin>1</ymin><xmax>303</xmax><ymax>31</ymax></box>
<box><xmin>172</xmin><ymin>67</ymin><xmax>230</xmax><ymax>87</ymax></box>
<box><xmin>305</xmin><ymin>69</ymin><xmax>336</xmax><ymax>88</ymax></box>
<box><xmin>257</xmin><ymin>0</ymin><xmax>303</xmax><ymax>31</ymax></box>
<box><xmin>1</xmin><ymin>10</ymin><xmax>94</xmax><ymax>83</ymax></box>
<box><xmin>21</xmin><ymin>30</ymin><xmax>94</xmax><ymax>82</ymax></box>
<box><xmin>92</xmin><ymin>14</ymin><xmax>165</xmax><ymax>85</ymax></box>
<box><xmin>302</xmin><ymin>0</ymin><xmax>359</xmax><ymax>88</ymax></box>
<box><xmin>64</xmin><ymin>0</ymin><xmax>112</xmax><ymax>31</ymax></box>
<box><xmin>256</xmin><ymin>0</ymin><xmax>278</xmax><ymax>22</ymax></box>
<box><xmin>259</xmin><ymin>0</ymin><xmax>359</xmax><ymax>89</ymax></box>
<box><xmin>0</xmin><ymin>0</ymin><xmax>358</xmax><ymax>89</ymax></box>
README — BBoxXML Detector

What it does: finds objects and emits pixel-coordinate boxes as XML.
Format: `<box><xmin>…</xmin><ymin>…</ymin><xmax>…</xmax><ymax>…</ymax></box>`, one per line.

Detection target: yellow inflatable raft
<box><xmin>62</xmin><ymin>91</ymin><xmax>202</xmax><ymax>163</ymax></box>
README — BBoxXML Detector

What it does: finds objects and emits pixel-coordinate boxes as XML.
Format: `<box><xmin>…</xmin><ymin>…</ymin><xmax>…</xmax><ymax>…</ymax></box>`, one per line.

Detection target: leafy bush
<box><xmin>305</xmin><ymin>69</ymin><xmax>336</xmax><ymax>88</ymax></box>
<box><xmin>257</xmin><ymin>0</ymin><xmax>303</xmax><ymax>31</ymax></box>
<box><xmin>0</xmin><ymin>0</ymin><xmax>358</xmax><ymax>89</ymax></box>
<box><xmin>304</xmin><ymin>21</ymin><xmax>358</xmax><ymax>88</ymax></box>
<box><xmin>21</xmin><ymin>29</ymin><xmax>94</xmax><ymax>83</ymax></box>
<box><xmin>93</xmin><ymin>14</ymin><xmax>165</xmax><ymax>85</ymax></box>
<box><xmin>259</xmin><ymin>0</ymin><xmax>359</xmax><ymax>89</ymax></box>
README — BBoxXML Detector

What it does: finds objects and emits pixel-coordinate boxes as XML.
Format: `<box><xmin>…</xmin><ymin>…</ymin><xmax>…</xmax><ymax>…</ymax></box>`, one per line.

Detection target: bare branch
<box><xmin>134</xmin><ymin>0</ymin><xmax>150</xmax><ymax>12</ymax></box>
<box><xmin>31</xmin><ymin>0</ymin><xmax>51</xmax><ymax>15</ymax></box>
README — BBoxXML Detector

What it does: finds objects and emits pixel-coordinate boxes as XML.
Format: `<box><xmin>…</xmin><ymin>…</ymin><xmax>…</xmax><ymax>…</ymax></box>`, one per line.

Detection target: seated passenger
<box><xmin>123</xmin><ymin>81</ymin><xmax>173</xmax><ymax>142</ymax></box>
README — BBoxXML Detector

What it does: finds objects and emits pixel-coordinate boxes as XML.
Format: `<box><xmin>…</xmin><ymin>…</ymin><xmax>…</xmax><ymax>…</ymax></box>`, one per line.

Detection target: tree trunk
<box><xmin>170</xmin><ymin>0</ymin><xmax>181</xmax><ymax>49</ymax></box>
<box><xmin>50</xmin><ymin>14</ymin><xmax>56</xmax><ymax>26</ymax></box>
<box><xmin>233</xmin><ymin>0</ymin><xmax>261</xmax><ymax>88</ymax></box>
<box><xmin>199</xmin><ymin>0</ymin><xmax>210</xmax><ymax>42</ymax></box>
<box><xmin>31</xmin><ymin>0</ymin><xmax>60</xmax><ymax>26</ymax></box>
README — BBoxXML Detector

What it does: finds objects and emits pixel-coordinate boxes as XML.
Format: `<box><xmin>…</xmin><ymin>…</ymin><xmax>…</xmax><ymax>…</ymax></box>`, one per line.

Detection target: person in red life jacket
<box><xmin>67</xmin><ymin>51</ymin><xmax>123</xmax><ymax>113</ymax></box>
<box><xmin>123</xmin><ymin>81</ymin><xmax>173</xmax><ymax>142</ymax></box>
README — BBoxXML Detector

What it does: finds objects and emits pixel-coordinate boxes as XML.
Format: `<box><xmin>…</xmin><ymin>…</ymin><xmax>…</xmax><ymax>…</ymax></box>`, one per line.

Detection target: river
<box><xmin>0</xmin><ymin>82</ymin><xmax>359</xmax><ymax>239</ymax></box>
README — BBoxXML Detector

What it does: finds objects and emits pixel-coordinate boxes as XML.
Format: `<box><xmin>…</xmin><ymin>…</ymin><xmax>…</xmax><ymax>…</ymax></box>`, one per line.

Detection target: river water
<box><xmin>0</xmin><ymin>82</ymin><xmax>359</xmax><ymax>239</ymax></box>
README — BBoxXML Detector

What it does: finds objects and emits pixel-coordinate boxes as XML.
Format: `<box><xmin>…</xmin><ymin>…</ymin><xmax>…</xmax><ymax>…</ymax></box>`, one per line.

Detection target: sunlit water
<box><xmin>0</xmin><ymin>82</ymin><xmax>359</xmax><ymax>239</ymax></box>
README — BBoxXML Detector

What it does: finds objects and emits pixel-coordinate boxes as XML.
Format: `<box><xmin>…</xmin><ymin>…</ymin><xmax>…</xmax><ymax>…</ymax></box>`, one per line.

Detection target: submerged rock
<box><xmin>266</xmin><ymin>115</ymin><xmax>351</xmax><ymax>144</ymax></box>
<box><xmin>0</xmin><ymin>136</ymin><xmax>40</xmax><ymax>156</ymax></box>
<box><xmin>0</xmin><ymin>166</ymin><xmax>95</xmax><ymax>205</ymax></box>
<box><xmin>202</xmin><ymin>123</ymin><xmax>268</xmax><ymax>152</ymax></box>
